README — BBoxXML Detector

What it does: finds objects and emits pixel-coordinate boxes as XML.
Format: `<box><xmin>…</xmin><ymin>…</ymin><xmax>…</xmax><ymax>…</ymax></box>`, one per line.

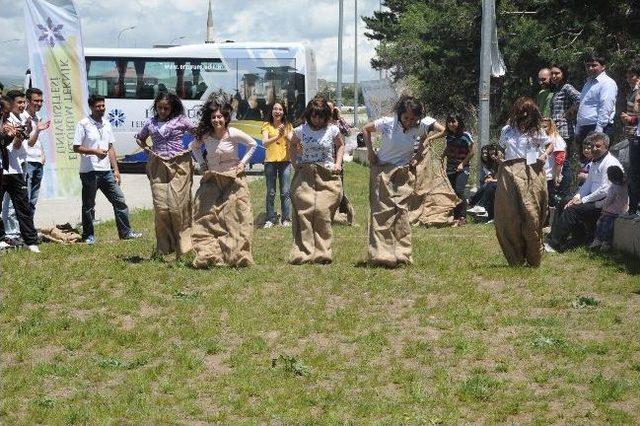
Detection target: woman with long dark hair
<box><xmin>135</xmin><ymin>92</ymin><xmax>195</xmax><ymax>259</ymax></box>
<box><xmin>549</xmin><ymin>64</ymin><xmax>580</xmax><ymax>195</ymax></box>
<box><xmin>261</xmin><ymin>100</ymin><xmax>293</xmax><ymax>228</ymax></box>
<box><xmin>441</xmin><ymin>113</ymin><xmax>474</xmax><ymax>225</ymax></box>
<box><xmin>189</xmin><ymin>99</ymin><xmax>257</xmax><ymax>267</ymax></box>
<box><xmin>495</xmin><ymin>97</ymin><xmax>549</xmax><ymax>267</ymax></box>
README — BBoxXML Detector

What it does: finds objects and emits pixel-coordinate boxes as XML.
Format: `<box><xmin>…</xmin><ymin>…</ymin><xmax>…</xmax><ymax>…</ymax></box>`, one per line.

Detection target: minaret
<box><xmin>205</xmin><ymin>0</ymin><xmax>215</xmax><ymax>43</ymax></box>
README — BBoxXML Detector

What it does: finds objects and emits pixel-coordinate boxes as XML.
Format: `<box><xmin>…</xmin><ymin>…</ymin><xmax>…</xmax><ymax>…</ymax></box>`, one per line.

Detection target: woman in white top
<box><xmin>189</xmin><ymin>100</ymin><xmax>257</xmax><ymax>268</ymax></box>
<box><xmin>288</xmin><ymin>96</ymin><xmax>345</xmax><ymax>264</ymax></box>
<box><xmin>495</xmin><ymin>97</ymin><xmax>549</xmax><ymax>267</ymax></box>
<box><xmin>361</xmin><ymin>95</ymin><xmax>431</xmax><ymax>267</ymax></box>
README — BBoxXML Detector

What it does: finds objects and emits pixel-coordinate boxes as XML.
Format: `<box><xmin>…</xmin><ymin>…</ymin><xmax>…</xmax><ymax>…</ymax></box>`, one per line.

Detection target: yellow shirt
<box><xmin>261</xmin><ymin>122</ymin><xmax>291</xmax><ymax>162</ymax></box>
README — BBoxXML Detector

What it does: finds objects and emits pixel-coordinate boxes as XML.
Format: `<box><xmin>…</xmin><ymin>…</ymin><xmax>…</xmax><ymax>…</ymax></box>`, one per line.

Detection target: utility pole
<box><xmin>477</xmin><ymin>0</ymin><xmax>493</xmax><ymax>178</ymax></box>
<box><xmin>337</xmin><ymin>0</ymin><xmax>344</xmax><ymax>106</ymax></box>
<box><xmin>353</xmin><ymin>0</ymin><xmax>358</xmax><ymax>127</ymax></box>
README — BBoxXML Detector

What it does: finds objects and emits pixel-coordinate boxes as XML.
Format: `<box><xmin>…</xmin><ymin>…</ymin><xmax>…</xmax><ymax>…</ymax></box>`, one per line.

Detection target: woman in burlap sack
<box><xmin>189</xmin><ymin>100</ymin><xmax>257</xmax><ymax>268</ymax></box>
<box><xmin>495</xmin><ymin>97</ymin><xmax>549</xmax><ymax>267</ymax></box>
<box><xmin>289</xmin><ymin>96</ymin><xmax>345</xmax><ymax>264</ymax></box>
<box><xmin>136</xmin><ymin>93</ymin><xmax>195</xmax><ymax>259</ymax></box>
<box><xmin>361</xmin><ymin>95</ymin><xmax>432</xmax><ymax>267</ymax></box>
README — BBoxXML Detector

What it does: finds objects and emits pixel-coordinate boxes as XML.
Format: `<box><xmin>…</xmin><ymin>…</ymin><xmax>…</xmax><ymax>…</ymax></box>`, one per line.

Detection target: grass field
<box><xmin>1</xmin><ymin>162</ymin><xmax>639</xmax><ymax>424</ymax></box>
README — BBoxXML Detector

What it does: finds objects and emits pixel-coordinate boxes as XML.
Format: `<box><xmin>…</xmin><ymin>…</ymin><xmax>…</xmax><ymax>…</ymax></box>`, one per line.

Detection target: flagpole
<box><xmin>477</xmin><ymin>0</ymin><xmax>493</xmax><ymax>179</ymax></box>
<box><xmin>337</xmin><ymin>0</ymin><xmax>344</xmax><ymax>106</ymax></box>
<box><xmin>353</xmin><ymin>0</ymin><xmax>358</xmax><ymax>127</ymax></box>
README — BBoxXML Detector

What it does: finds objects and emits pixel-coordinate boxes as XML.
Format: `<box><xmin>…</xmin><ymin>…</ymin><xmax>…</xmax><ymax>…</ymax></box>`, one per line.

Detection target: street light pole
<box><xmin>353</xmin><ymin>0</ymin><xmax>358</xmax><ymax>127</ymax></box>
<box><xmin>477</xmin><ymin>0</ymin><xmax>493</xmax><ymax>178</ymax></box>
<box><xmin>117</xmin><ymin>26</ymin><xmax>136</xmax><ymax>48</ymax></box>
<box><xmin>336</xmin><ymin>0</ymin><xmax>344</xmax><ymax>107</ymax></box>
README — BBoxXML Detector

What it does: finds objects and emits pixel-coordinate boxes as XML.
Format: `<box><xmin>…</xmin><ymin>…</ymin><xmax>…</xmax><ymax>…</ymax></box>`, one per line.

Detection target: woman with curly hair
<box><xmin>136</xmin><ymin>92</ymin><xmax>195</xmax><ymax>259</ymax></box>
<box><xmin>495</xmin><ymin>97</ymin><xmax>549</xmax><ymax>267</ymax></box>
<box><xmin>189</xmin><ymin>99</ymin><xmax>257</xmax><ymax>268</ymax></box>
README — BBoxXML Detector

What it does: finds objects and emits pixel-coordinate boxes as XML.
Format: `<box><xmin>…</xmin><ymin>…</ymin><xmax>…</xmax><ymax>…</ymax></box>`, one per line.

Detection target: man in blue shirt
<box><xmin>575</xmin><ymin>53</ymin><xmax>618</xmax><ymax>151</ymax></box>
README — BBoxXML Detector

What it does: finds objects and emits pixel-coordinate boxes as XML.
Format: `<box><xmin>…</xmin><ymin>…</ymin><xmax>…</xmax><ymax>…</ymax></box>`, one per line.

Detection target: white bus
<box><xmin>83</xmin><ymin>42</ymin><xmax>318</xmax><ymax>164</ymax></box>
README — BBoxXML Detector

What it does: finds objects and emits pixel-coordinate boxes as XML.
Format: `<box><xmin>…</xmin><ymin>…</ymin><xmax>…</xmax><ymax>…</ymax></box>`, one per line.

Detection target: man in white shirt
<box><xmin>546</xmin><ymin>132</ymin><xmax>622</xmax><ymax>252</ymax></box>
<box><xmin>575</xmin><ymin>53</ymin><xmax>618</xmax><ymax>148</ymax></box>
<box><xmin>23</xmin><ymin>88</ymin><xmax>49</xmax><ymax>212</ymax></box>
<box><xmin>73</xmin><ymin>95</ymin><xmax>141</xmax><ymax>244</ymax></box>
<box><xmin>0</xmin><ymin>91</ymin><xmax>41</xmax><ymax>252</ymax></box>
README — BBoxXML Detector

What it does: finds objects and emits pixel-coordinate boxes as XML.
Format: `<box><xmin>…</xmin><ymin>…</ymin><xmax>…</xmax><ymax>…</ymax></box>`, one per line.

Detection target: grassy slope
<box><xmin>1</xmin><ymin>162</ymin><xmax>639</xmax><ymax>424</ymax></box>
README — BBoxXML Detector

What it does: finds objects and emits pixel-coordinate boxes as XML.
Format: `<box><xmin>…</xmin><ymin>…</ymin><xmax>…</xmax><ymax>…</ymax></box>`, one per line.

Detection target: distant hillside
<box><xmin>0</xmin><ymin>75</ymin><xmax>25</xmax><ymax>91</ymax></box>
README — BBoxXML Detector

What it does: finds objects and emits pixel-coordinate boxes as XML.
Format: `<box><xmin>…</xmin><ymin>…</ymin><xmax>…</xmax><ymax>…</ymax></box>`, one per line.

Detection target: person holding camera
<box><xmin>0</xmin><ymin>90</ymin><xmax>41</xmax><ymax>252</ymax></box>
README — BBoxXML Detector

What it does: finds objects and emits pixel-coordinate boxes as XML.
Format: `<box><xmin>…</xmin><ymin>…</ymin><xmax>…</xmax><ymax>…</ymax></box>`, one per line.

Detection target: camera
<box><xmin>16</xmin><ymin>125</ymin><xmax>30</xmax><ymax>140</ymax></box>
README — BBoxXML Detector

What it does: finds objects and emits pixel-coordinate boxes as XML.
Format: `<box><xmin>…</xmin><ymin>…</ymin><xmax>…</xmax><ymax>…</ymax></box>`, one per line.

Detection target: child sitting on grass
<box><xmin>590</xmin><ymin>165</ymin><xmax>629</xmax><ymax>251</ymax></box>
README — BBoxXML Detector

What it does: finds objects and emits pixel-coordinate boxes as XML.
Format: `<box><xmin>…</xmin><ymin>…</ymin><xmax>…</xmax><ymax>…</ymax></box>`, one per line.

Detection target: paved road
<box><xmin>34</xmin><ymin>169</ymin><xmax>263</xmax><ymax>229</ymax></box>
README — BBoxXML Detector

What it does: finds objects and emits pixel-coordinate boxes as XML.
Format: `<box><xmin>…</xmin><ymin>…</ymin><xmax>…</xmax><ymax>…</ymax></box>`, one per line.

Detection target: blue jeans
<box><xmin>595</xmin><ymin>213</ymin><xmax>617</xmax><ymax>243</ymax></box>
<box><xmin>264</xmin><ymin>161</ymin><xmax>291</xmax><ymax>223</ymax></box>
<box><xmin>80</xmin><ymin>171</ymin><xmax>132</xmax><ymax>239</ymax></box>
<box><xmin>629</xmin><ymin>137</ymin><xmax>640</xmax><ymax>214</ymax></box>
<box><xmin>25</xmin><ymin>161</ymin><xmax>44</xmax><ymax>211</ymax></box>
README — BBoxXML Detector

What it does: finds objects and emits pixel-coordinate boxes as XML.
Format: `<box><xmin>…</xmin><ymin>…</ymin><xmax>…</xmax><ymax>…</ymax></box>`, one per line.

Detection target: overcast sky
<box><xmin>0</xmin><ymin>0</ymin><xmax>383</xmax><ymax>83</ymax></box>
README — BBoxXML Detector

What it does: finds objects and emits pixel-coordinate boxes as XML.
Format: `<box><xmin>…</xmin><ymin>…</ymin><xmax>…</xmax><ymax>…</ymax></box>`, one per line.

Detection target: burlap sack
<box><xmin>147</xmin><ymin>150</ymin><xmax>193</xmax><ymax>257</ymax></box>
<box><xmin>289</xmin><ymin>163</ymin><xmax>342</xmax><ymax>264</ymax></box>
<box><xmin>368</xmin><ymin>164</ymin><xmax>415</xmax><ymax>267</ymax></box>
<box><xmin>494</xmin><ymin>159</ymin><xmax>548</xmax><ymax>267</ymax></box>
<box><xmin>409</xmin><ymin>146</ymin><xmax>460</xmax><ymax>227</ymax></box>
<box><xmin>40</xmin><ymin>223</ymin><xmax>82</xmax><ymax>244</ymax></box>
<box><xmin>191</xmin><ymin>170</ymin><xmax>254</xmax><ymax>268</ymax></box>
<box><xmin>333</xmin><ymin>193</ymin><xmax>356</xmax><ymax>225</ymax></box>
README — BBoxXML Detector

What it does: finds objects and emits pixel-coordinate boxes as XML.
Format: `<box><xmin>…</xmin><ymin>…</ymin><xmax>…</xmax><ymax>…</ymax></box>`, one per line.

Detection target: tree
<box><xmin>363</xmin><ymin>1</ymin><xmax>640</xmax><ymax>126</ymax></box>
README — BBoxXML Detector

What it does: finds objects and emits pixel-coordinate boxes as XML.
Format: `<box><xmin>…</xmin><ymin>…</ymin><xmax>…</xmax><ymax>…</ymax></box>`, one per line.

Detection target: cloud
<box><xmin>0</xmin><ymin>0</ymin><xmax>383</xmax><ymax>82</ymax></box>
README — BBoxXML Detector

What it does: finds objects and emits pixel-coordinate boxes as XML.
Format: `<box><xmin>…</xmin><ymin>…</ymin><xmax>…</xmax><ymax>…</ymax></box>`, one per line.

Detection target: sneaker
<box><xmin>26</xmin><ymin>245</ymin><xmax>40</xmax><ymax>253</ymax></box>
<box><xmin>543</xmin><ymin>242</ymin><xmax>557</xmax><ymax>253</ymax></box>
<box><xmin>467</xmin><ymin>205</ymin><xmax>487</xmax><ymax>215</ymax></box>
<box><xmin>281</xmin><ymin>220</ymin><xmax>291</xmax><ymax>227</ymax></box>
<box><xmin>263</xmin><ymin>221</ymin><xmax>274</xmax><ymax>229</ymax></box>
<box><xmin>122</xmin><ymin>231</ymin><xmax>143</xmax><ymax>240</ymax></box>
<box><xmin>0</xmin><ymin>241</ymin><xmax>11</xmax><ymax>250</ymax></box>
<box><xmin>589</xmin><ymin>239</ymin><xmax>602</xmax><ymax>250</ymax></box>
<box><xmin>84</xmin><ymin>235</ymin><xmax>96</xmax><ymax>245</ymax></box>
<box><xmin>600</xmin><ymin>242</ymin><xmax>612</xmax><ymax>252</ymax></box>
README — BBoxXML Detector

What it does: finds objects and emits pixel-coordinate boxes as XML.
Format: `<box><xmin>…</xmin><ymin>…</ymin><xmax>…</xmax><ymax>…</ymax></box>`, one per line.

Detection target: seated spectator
<box><xmin>590</xmin><ymin>165</ymin><xmax>628</xmax><ymax>251</ymax></box>
<box><xmin>577</xmin><ymin>143</ymin><xmax>593</xmax><ymax>186</ymax></box>
<box><xmin>546</xmin><ymin>132</ymin><xmax>623</xmax><ymax>252</ymax></box>
<box><xmin>468</xmin><ymin>144</ymin><xmax>502</xmax><ymax>221</ymax></box>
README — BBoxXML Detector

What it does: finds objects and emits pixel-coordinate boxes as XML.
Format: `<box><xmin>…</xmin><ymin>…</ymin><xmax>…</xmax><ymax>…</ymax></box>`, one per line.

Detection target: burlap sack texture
<box><xmin>289</xmin><ymin>163</ymin><xmax>342</xmax><ymax>264</ymax></box>
<box><xmin>146</xmin><ymin>150</ymin><xmax>193</xmax><ymax>257</ymax></box>
<box><xmin>409</xmin><ymin>146</ymin><xmax>460</xmax><ymax>227</ymax></box>
<box><xmin>494</xmin><ymin>159</ymin><xmax>548</xmax><ymax>267</ymax></box>
<box><xmin>191</xmin><ymin>170</ymin><xmax>254</xmax><ymax>268</ymax></box>
<box><xmin>40</xmin><ymin>223</ymin><xmax>82</xmax><ymax>244</ymax></box>
<box><xmin>368</xmin><ymin>164</ymin><xmax>415</xmax><ymax>267</ymax></box>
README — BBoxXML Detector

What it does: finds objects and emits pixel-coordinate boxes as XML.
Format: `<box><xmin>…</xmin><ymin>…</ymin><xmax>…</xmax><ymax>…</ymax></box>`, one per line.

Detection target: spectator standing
<box><xmin>537</xmin><ymin>68</ymin><xmax>553</xmax><ymax>117</ymax></box>
<box><xmin>0</xmin><ymin>90</ymin><xmax>41</xmax><ymax>252</ymax></box>
<box><xmin>549</xmin><ymin>64</ymin><xmax>580</xmax><ymax>195</ymax></box>
<box><xmin>546</xmin><ymin>132</ymin><xmax>622</xmax><ymax>252</ymax></box>
<box><xmin>22</xmin><ymin>88</ymin><xmax>48</xmax><ymax>212</ymax></box>
<box><xmin>575</xmin><ymin>53</ymin><xmax>618</xmax><ymax>146</ymax></box>
<box><xmin>541</xmin><ymin>118</ymin><xmax>566</xmax><ymax>207</ymax></box>
<box><xmin>135</xmin><ymin>92</ymin><xmax>195</xmax><ymax>258</ymax></box>
<box><xmin>73</xmin><ymin>95</ymin><xmax>142</xmax><ymax>244</ymax></box>
<box><xmin>590</xmin><ymin>165</ymin><xmax>628</xmax><ymax>251</ymax></box>
<box><xmin>494</xmin><ymin>97</ymin><xmax>549</xmax><ymax>267</ymax></box>
<box><xmin>625</xmin><ymin>69</ymin><xmax>640</xmax><ymax>215</ymax></box>
<box><xmin>261</xmin><ymin>100</ymin><xmax>293</xmax><ymax>228</ymax></box>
